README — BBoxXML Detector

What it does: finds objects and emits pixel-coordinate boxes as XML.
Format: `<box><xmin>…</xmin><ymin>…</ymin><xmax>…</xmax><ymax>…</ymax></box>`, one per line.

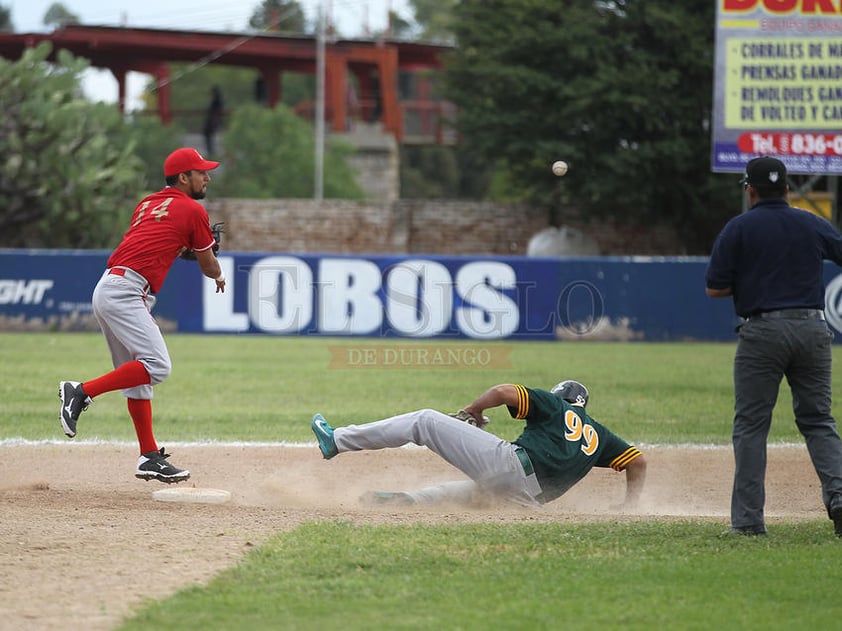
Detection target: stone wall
<box><xmin>335</xmin><ymin>123</ymin><xmax>400</xmax><ymax>203</ymax></box>
<box><xmin>205</xmin><ymin>199</ymin><xmax>683</xmax><ymax>256</ymax></box>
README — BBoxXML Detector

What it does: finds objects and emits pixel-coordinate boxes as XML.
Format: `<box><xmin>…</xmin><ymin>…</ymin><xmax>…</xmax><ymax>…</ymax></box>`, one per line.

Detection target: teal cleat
<box><xmin>311</xmin><ymin>413</ymin><xmax>338</xmax><ymax>460</ymax></box>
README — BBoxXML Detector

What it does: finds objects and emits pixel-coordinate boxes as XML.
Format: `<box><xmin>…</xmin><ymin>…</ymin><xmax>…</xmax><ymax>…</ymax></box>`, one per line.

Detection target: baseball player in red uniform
<box><xmin>58</xmin><ymin>147</ymin><xmax>226</xmax><ymax>483</ymax></box>
<box><xmin>312</xmin><ymin>380</ymin><xmax>647</xmax><ymax>508</ymax></box>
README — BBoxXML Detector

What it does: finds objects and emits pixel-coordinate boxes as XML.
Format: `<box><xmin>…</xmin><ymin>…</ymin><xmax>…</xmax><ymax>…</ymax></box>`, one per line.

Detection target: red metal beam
<box><xmin>0</xmin><ymin>25</ymin><xmax>454</xmax><ymax>142</ymax></box>
<box><xmin>0</xmin><ymin>25</ymin><xmax>450</xmax><ymax>72</ymax></box>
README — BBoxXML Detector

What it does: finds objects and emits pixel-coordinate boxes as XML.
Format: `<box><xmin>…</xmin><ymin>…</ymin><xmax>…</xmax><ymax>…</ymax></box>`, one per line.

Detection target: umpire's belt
<box><xmin>514</xmin><ymin>446</ymin><xmax>535</xmax><ymax>477</ymax></box>
<box><xmin>108</xmin><ymin>266</ymin><xmax>150</xmax><ymax>294</ymax></box>
<box><xmin>747</xmin><ymin>308</ymin><xmax>825</xmax><ymax>321</ymax></box>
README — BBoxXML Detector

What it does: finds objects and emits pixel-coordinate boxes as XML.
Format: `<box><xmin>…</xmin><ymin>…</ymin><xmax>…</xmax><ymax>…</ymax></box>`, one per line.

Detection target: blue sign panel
<box><xmin>5</xmin><ymin>249</ymin><xmax>842</xmax><ymax>342</ymax></box>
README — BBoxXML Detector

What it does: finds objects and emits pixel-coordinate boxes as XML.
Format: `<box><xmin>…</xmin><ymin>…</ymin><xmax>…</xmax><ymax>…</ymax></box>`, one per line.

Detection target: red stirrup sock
<box><xmin>82</xmin><ymin>360</ymin><xmax>150</xmax><ymax>399</ymax></box>
<box><xmin>127</xmin><ymin>398</ymin><xmax>157</xmax><ymax>455</ymax></box>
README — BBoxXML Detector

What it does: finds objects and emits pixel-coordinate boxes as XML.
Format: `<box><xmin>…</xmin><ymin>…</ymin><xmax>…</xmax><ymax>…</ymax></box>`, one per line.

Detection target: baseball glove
<box><xmin>180</xmin><ymin>222</ymin><xmax>224</xmax><ymax>260</ymax></box>
<box><xmin>449</xmin><ymin>409</ymin><xmax>490</xmax><ymax>429</ymax></box>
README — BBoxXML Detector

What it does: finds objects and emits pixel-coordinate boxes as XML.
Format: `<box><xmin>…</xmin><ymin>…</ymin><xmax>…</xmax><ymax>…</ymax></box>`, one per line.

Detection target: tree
<box><xmin>445</xmin><ymin>0</ymin><xmax>737</xmax><ymax>254</ymax></box>
<box><xmin>249</xmin><ymin>0</ymin><xmax>308</xmax><ymax>33</ymax></box>
<box><xmin>400</xmin><ymin>146</ymin><xmax>460</xmax><ymax>198</ymax></box>
<box><xmin>121</xmin><ymin>113</ymin><xmax>184</xmax><ymax>192</ymax></box>
<box><xmin>408</xmin><ymin>0</ymin><xmax>457</xmax><ymax>43</ymax></box>
<box><xmin>217</xmin><ymin>103</ymin><xmax>363</xmax><ymax>199</ymax></box>
<box><xmin>43</xmin><ymin>2</ymin><xmax>80</xmax><ymax>28</ymax></box>
<box><xmin>385</xmin><ymin>11</ymin><xmax>414</xmax><ymax>39</ymax></box>
<box><xmin>0</xmin><ymin>4</ymin><xmax>13</xmax><ymax>32</ymax></box>
<box><xmin>0</xmin><ymin>43</ymin><xmax>145</xmax><ymax>248</ymax></box>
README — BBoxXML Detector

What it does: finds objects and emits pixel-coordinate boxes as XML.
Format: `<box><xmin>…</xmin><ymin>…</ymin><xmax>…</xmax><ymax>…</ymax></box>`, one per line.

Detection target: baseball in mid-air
<box><xmin>552</xmin><ymin>160</ymin><xmax>568</xmax><ymax>177</ymax></box>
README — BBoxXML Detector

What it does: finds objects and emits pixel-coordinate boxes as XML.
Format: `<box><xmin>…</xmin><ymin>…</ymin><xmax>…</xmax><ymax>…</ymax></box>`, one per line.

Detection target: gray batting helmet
<box><xmin>550</xmin><ymin>380</ymin><xmax>589</xmax><ymax>407</ymax></box>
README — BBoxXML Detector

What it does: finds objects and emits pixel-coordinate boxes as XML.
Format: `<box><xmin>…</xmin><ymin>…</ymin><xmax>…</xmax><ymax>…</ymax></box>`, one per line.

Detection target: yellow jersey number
<box><xmin>564</xmin><ymin>409</ymin><xmax>599</xmax><ymax>456</ymax></box>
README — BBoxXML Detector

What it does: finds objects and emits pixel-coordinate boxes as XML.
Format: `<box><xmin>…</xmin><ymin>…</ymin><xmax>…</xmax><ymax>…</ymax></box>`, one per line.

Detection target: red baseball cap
<box><xmin>163</xmin><ymin>148</ymin><xmax>220</xmax><ymax>177</ymax></box>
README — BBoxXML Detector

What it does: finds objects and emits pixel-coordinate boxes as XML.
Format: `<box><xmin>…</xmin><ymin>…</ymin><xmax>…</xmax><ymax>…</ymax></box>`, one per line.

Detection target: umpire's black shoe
<box><xmin>829</xmin><ymin>496</ymin><xmax>842</xmax><ymax>537</ymax></box>
<box><xmin>135</xmin><ymin>448</ymin><xmax>190</xmax><ymax>484</ymax></box>
<box><xmin>719</xmin><ymin>526</ymin><xmax>767</xmax><ymax>537</ymax></box>
<box><xmin>58</xmin><ymin>381</ymin><xmax>92</xmax><ymax>438</ymax></box>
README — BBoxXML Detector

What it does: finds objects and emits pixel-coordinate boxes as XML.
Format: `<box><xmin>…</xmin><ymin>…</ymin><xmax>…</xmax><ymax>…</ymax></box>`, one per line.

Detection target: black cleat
<box><xmin>58</xmin><ymin>381</ymin><xmax>92</xmax><ymax>438</ymax></box>
<box><xmin>830</xmin><ymin>498</ymin><xmax>842</xmax><ymax>537</ymax></box>
<box><xmin>719</xmin><ymin>526</ymin><xmax>767</xmax><ymax>537</ymax></box>
<box><xmin>135</xmin><ymin>448</ymin><xmax>190</xmax><ymax>484</ymax></box>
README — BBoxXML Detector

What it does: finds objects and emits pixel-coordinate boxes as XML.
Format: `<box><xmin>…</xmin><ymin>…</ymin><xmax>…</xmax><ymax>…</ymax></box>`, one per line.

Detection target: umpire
<box><xmin>706</xmin><ymin>156</ymin><xmax>842</xmax><ymax>537</ymax></box>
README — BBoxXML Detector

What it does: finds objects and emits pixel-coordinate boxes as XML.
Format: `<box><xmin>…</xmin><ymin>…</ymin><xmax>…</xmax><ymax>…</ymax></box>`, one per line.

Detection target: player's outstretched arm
<box><xmin>463</xmin><ymin>384</ymin><xmax>519</xmax><ymax>423</ymax></box>
<box><xmin>196</xmin><ymin>248</ymin><xmax>225</xmax><ymax>293</ymax></box>
<box><xmin>622</xmin><ymin>454</ymin><xmax>647</xmax><ymax>509</ymax></box>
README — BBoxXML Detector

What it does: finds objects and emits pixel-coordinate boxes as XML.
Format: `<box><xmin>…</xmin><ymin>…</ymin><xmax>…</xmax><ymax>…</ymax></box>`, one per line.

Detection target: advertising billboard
<box><xmin>712</xmin><ymin>0</ymin><xmax>842</xmax><ymax>174</ymax></box>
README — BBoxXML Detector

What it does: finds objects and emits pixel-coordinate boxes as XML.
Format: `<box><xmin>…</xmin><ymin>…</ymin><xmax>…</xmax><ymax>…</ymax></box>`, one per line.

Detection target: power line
<box><xmin>90</xmin><ymin>3</ymin><xmax>253</xmax><ymax>32</ymax></box>
<box><xmin>153</xmin><ymin>4</ymin><xmax>305</xmax><ymax>90</ymax></box>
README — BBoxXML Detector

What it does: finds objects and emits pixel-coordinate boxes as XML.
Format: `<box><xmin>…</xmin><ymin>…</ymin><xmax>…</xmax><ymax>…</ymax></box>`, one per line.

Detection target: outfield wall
<box><xmin>5</xmin><ymin>249</ymin><xmax>842</xmax><ymax>342</ymax></box>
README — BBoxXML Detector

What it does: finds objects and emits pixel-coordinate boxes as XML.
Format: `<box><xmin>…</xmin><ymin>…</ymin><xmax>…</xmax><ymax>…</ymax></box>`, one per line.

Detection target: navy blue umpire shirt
<box><xmin>705</xmin><ymin>197</ymin><xmax>842</xmax><ymax>318</ymax></box>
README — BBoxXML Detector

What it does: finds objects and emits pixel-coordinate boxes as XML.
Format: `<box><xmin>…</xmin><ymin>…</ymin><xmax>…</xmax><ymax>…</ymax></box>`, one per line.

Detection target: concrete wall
<box><xmin>205</xmin><ymin>199</ymin><xmax>682</xmax><ymax>256</ymax></box>
<box><xmin>334</xmin><ymin>123</ymin><xmax>400</xmax><ymax>203</ymax></box>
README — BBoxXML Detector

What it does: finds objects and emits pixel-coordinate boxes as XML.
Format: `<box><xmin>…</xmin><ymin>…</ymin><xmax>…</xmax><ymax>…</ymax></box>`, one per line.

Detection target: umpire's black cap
<box><xmin>740</xmin><ymin>156</ymin><xmax>787</xmax><ymax>188</ymax></box>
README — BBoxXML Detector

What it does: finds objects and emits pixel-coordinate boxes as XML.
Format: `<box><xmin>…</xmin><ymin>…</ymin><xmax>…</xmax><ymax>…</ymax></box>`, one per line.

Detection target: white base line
<box><xmin>0</xmin><ymin>438</ymin><xmax>312</xmax><ymax>448</ymax></box>
<box><xmin>0</xmin><ymin>438</ymin><xmax>810</xmax><ymax>450</ymax></box>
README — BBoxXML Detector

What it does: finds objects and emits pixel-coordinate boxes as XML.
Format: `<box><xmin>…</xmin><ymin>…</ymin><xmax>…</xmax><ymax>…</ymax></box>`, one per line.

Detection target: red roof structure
<box><xmin>0</xmin><ymin>24</ymin><xmax>454</xmax><ymax>142</ymax></box>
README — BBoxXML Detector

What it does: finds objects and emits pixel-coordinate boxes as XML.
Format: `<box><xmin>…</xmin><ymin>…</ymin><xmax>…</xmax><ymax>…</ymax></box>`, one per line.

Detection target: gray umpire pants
<box><xmin>333</xmin><ymin>409</ymin><xmax>542</xmax><ymax>506</ymax></box>
<box><xmin>732</xmin><ymin>317</ymin><xmax>842</xmax><ymax>528</ymax></box>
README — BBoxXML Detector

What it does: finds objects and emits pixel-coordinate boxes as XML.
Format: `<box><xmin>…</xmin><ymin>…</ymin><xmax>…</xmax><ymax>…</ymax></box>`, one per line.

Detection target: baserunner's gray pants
<box><xmin>334</xmin><ymin>409</ymin><xmax>542</xmax><ymax>506</ymax></box>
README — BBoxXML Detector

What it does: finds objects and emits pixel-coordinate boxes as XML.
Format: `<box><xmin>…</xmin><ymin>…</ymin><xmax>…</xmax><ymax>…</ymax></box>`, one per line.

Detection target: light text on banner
<box><xmin>328</xmin><ymin>345</ymin><xmax>513</xmax><ymax>369</ymax></box>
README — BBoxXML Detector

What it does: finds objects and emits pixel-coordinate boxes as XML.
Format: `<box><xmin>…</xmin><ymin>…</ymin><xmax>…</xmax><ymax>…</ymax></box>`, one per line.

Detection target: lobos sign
<box><xmin>203</xmin><ymin>256</ymin><xmax>521</xmax><ymax>339</ymax></box>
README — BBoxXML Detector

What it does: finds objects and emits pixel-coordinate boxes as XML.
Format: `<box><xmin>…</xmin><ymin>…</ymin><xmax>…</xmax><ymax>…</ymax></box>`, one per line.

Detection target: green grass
<box><xmin>4</xmin><ymin>332</ymin><xmax>841</xmax><ymax>630</ymax></box>
<box><xmin>0</xmin><ymin>332</ymin><xmax>823</xmax><ymax>444</ymax></box>
<box><xmin>118</xmin><ymin>521</ymin><xmax>842</xmax><ymax>631</ymax></box>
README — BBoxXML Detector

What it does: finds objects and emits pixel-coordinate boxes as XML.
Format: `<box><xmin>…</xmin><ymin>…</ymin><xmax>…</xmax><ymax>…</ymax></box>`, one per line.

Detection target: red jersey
<box><xmin>107</xmin><ymin>187</ymin><xmax>216</xmax><ymax>293</ymax></box>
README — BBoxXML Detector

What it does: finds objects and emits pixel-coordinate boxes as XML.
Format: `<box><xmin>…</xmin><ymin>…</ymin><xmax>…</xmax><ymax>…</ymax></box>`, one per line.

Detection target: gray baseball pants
<box><xmin>333</xmin><ymin>408</ymin><xmax>542</xmax><ymax>506</ymax></box>
<box><xmin>91</xmin><ymin>268</ymin><xmax>171</xmax><ymax>400</ymax></box>
<box><xmin>732</xmin><ymin>317</ymin><xmax>842</xmax><ymax>528</ymax></box>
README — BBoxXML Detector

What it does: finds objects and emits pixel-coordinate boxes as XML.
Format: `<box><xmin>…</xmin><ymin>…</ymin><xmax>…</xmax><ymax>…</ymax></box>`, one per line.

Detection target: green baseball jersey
<box><xmin>510</xmin><ymin>385</ymin><xmax>641</xmax><ymax>504</ymax></box>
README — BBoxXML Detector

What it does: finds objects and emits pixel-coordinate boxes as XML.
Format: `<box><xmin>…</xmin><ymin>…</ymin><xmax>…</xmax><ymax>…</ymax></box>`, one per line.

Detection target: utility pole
<box><xmin>314</xmin><ymin>3</ymin><xmax>326</xmax><ymax>201</ymax></box>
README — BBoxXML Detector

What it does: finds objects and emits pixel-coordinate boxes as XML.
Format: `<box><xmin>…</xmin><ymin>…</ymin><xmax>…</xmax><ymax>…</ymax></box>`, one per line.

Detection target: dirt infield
<box><xmin>0</xmin><ymin>442</ymin><xmax>828</xmax><ymax>630</ymax></box>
